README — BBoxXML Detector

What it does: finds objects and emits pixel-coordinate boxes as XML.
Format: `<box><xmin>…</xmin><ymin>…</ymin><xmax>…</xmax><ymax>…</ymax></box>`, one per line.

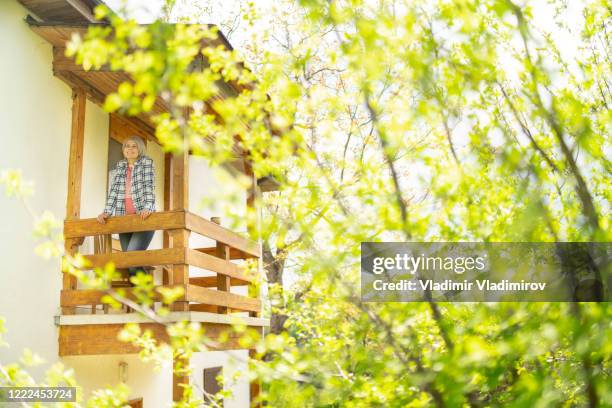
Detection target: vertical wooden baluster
<box><xmin>212</xmin><ymin>217</ymin><xmax>231</xmax><ymax>314</ymax></box>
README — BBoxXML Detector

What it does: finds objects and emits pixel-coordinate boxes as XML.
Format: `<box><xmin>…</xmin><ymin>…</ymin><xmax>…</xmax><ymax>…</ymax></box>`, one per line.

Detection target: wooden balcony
<box><xmin>59</xmin><ymin>210</ymin><xmax>267</xmax><ymax>356</ymax></box>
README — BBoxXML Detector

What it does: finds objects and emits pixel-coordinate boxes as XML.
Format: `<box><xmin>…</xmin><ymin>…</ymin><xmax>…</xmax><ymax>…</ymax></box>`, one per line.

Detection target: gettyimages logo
<box><xmin>361</xmin><ymin>242</ymin><xmax>610</xmax><ymax>302</ymax></box>
<box><xmin>371</xmin><ymin>253</ymin><xmax>487</xmax><ymax>275</ymax></box>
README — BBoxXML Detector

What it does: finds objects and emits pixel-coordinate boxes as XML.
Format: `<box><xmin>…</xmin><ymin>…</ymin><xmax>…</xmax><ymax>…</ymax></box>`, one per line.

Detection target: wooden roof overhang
<box><xmin>17</xmin><ymin>0</ymin><xmax>103</xmax><ymax>23</ymax></box>
<box><xmin>27</xmin><ymin>19</ymin><xmax>238</xmax><ymax>146</ymax></box>
<box><xmin>27</xmin><ymin>18</ymin><xmax>281</xmax><ymax>190</ymax></box>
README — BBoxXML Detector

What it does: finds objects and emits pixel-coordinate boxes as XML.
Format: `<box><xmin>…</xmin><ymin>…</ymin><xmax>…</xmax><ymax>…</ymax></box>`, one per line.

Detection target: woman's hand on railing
<box><xmin>139</xmin><ymin>210</ymin><xmax>152</xmax><ymax>220</ymax></box>
<box><xmin>97</xmin><ymin>212</ymin><xmax>109</xmax><ymax>224</ymax></box>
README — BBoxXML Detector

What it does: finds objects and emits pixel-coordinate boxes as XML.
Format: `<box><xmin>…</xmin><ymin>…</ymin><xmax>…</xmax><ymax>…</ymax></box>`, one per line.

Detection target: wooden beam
<box><xmin>185</xmin><ymin>284</ymin><xmax>260</xmax><ymax>313</ymax></box>
<box><xmin>66</xmin><ymin>88</ymin><xmax>86</xmax><ymax>220</ymax></box>
<box><xmin>83</xmin><ymin>248</ymin><xmax>185</xmax><ymax>269</ymax></box>
<box><xmin>186</xmin><ymin>249</ymin><xmax>253</xmax><ymax>283</ymax></box>
<box><xmin>212</xmin><ymin>217</ymin><xmax>231</xmax><ymax>314</ymax></box>
<box><xmin>60</xmin><ymin>285</ymin><xmax>184</xmax><ymax>306</ymax></box>
<box><xmin>63</xmin><ymin>88</ymin><xmax>86</xmax><ymax>314</ymax></box>
<box><xmin>189</xmin><ymin>303</ymin><xmax>222</xmax><ymax>313</ymax></box>
<box><xmin>53</xmin><ymin>69</ymin><xmax>156</xmax><ymax>137</ymax></box>
<box><xmin>62</xmin><ymin>238</ymin><xmax>80</xmax><ymax>314</ymax></box>
<box><xmin>163</xmin><ymin>154</ymin><xmax>172</xmax><ymax>237</ymax></box>
<box><xmin>169</xmin><ymin>149</ymin><xmax>190</xmax><ymax>310</ymax></box>
<box><xmin>55</xmin><ymin>69</ymin><xmax>105</xmax><ymax>104</ymax></box>
<box><xmin>163</xmin><ymin>153</ymin><xmax>173</xmax><ymax>285</ymax></box>
<box><xmin>188</xmin><ymin>304</ymin><xmax>246</xmax><ymax>314</ymax></box>
<box><xmin>194</xmin><ymin>246</ymin><xmax>253</xmax><ymax>260</ymax></box>
<box><xmin>64</xmin><ymin>211</ymin><xmax>186</xmax><ymax>238</ymax></box>
<box><xmin>185</xmin><ymin>212</ymin><xmax>260</xmax><ymax>258</ymax></box>
<box><xmin>65</xmin><ymin>0</ymin><xmax>96</xmax><ymax>22</ymax></box>
<box><xmin>170</xmin><ymin>229</ymin><xmax>191</xmax><ymax>311</ymax></box>
<box><xmin>53</xmin><ymin>47</ymin><xmax>109</xmax><ymax>72</ymax></box>
<box><xmin>109</xmin><ymin>114</ymin><xmax>152</xmax><ymax>144</ymax></box>
<box><xmin>190</xmin><ymin>276</ymin><xmax>248</xmax><ymax>287</ymax></box>
<box><xmin>59</xmin><ymin>323</ymin><xmax>169</xmax><ymax>356</ymax></box>
<box><xmin>59</xmin><ymin>322</ymin><xmax>244</xmax><ymax>356</ymax></box>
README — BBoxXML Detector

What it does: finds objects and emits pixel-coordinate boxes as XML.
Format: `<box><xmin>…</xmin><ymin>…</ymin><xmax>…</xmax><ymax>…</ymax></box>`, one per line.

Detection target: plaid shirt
<box><xmin>104</xmin><ymin>155</ymin><xmax>156</xmax><ymax>216</ymax></box>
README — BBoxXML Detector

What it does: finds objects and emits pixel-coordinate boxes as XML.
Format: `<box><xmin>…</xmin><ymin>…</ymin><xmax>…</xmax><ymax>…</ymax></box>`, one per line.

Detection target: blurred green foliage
<box><xmin>1</xmin><ymin>0</ymin><xmax>610</xmax><ymax>406</ymax></box>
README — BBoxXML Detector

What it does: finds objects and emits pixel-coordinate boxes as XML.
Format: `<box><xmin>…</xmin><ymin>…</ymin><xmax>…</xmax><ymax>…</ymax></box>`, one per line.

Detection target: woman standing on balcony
<box><xmin>97</xmin><ymin>136</ymin><xmax>156</xmax><ymax>278</ymax></box>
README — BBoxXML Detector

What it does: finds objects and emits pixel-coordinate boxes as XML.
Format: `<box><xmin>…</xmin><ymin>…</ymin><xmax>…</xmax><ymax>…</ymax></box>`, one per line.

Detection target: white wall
<box><xmin>146</xmin><ymin>141</ymin><xmax>165</xmax><ymax>250</ymax></box>
<box><xmin>0</xmin><ymin>4</ymin><xmax>171</xmax><ymax>401</ymax></box>
<box><xmin>0</xmin><ymin>0</ymin><xmax>72</xmax><ymax>378</ymax></box>
<box><xmin>63</xmin><ymin>354</ymin><xmax>173</xmax><ymax>407</ymax></box>
<box><xmin>187</xmin><ymin>161</ymin><xmax>253</xmax><ymax>406</ymax></box>
<box><xmin>188</xmin><ymin>156</ymin><xmax>248</xmax><ymax>297</ymax></box>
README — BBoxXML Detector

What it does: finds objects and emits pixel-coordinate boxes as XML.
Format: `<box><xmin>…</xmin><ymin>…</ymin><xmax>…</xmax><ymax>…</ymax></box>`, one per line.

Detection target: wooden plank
<box><xmin>213</xmin><ymin>217</ymin><xmax>231</xmax><ymax>314</ymax></box>
<box><xmin>59</xmin><ymin>323</ymin><xmax>168</xmax><ymax>356</ymax></box>
<box><xmin>62</xmin><ymin>88</ymin><xmax>86</xmax><ymax>314</ymax></box>
<box><xmin>62</xmin><ymin>238</ymin><xmax>81</xmax><ymax>314</ymax></box>
<box><xmin>55</xmin><ymin>69</ymin><xmax>105</xmax><ymax>105</ymax></box>
<box><xmin>59</xmin><ymin>322</ymin><xmax>243</xmax><ymax>356</ymax></box>
<box><xmin>194</xmin><ymin>246</ymin><xmax>254</xmax><ymax>260</ymax></box>
<box><xmin>188</xmin><ymin>304</ymin><xmax>248</xmax><ymax>314</ymax></box>
<box><xmin>60</xmin><ymin>285</ymin><xmax>185</xmax><ymax>306</ymax></box>
<box><xmin>83</xmin><ymin>248</ymin><xmax>185</xmax><ymax>269</ymax></box>
<box><xmin>53</xmin><ymin>46</ymin><xmax>112</xmax><ymax>72</ymax></box>
<box><xmin>170</xmin><ymin>229</ymin><xmax>191</xmax><ymax>311</ymax></box>
<box><xmin>169</xmin><ymin>148</ymin><xmax>189</xmax><ymax>312</ymax></box>
<box><xmin>66</xmin><ymin>88</ymin><xmax>86</xmax><ymax>220</ymax></box>
<box><xmin>53</xmin><ymin>70</ymin><xmax>157</xmax><ymax>136</ymax></box>
<box><xmin>20</xmin><ymin>1</ymin><xmax>93</xmax><ymax>23</ymax></box>
<box><xmin>64</xmin><ymin>211</ymin><xmax>186</xmax><ymax>238</ymax></box>
<box><xmin>127</xmin><ymin>398</ymin><xmax>143</xmax><ymax>408</ymax></box>
<box><xmin>190</xmin><ymin>276</ymin><xmax>248</xmax><ymax>287</ymax></box>
<box><xmin>163</xmin><ymin>153</ymin><xmax>172</xmax><ymax>264</ymax></box>
<box><xmin>185</xmin><ymin>285</ymin><xmax>260</xmax><ymax>313</ymax></box>
<box><xmin>65</xmin><ymin>0</ymin><xmax>96</xmax><ymax>22</ymax></box>
<box><xmin>109</xmin><ymin>113</ymin><xmax>152</xmax><ymax>144</ymax></box>
<box><xmin>185</xmin><ymin>212</ymin><xmax>260</xmax><ymax>258</ymax></box>
<box><xmin>186</xmin><ymin>249</ymin><xmax>253</xmax><ymax>283</ymax></box>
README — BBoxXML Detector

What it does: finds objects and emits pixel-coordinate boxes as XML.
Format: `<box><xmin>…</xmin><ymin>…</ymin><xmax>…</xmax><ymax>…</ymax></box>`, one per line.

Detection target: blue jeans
<box><xmin>118</xmin><ymin>230</ymin><xmax>155</xmax><ymax>277</ymax></box>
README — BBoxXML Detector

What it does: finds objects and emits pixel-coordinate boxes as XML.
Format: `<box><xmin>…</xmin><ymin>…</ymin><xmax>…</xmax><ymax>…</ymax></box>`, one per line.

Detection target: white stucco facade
<box><xmin>0</xmin><ymin>1</ymin><xmax>256</xmax><ymax>406</ymax></box>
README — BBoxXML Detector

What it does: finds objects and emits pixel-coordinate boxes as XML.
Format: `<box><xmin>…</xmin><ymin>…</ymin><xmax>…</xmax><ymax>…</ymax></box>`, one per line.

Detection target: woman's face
<box><xmin>123</xmin><ymin>141</ymin><xmax>139</xmax><ymax>161</ymax></box>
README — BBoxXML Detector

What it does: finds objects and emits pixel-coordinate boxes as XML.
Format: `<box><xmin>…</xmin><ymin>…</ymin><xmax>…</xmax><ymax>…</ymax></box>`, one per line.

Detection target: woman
<box><xmin>97</xmin><ymin>136</ymin><xmax>156</xmax><ymax>278</ymax></box>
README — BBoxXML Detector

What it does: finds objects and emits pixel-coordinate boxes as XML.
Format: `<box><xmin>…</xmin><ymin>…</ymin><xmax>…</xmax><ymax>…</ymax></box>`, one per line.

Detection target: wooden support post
<box><xmin>162</xmin><ymin>153</ymin><xmax>172</xmax><ymax>285</ymax></box>
<box><xmin>62</xmin><ymin>89</ymin><xmax>86</xmax><ymax>314</ymax></box>
<box><xmin>172</xmin><ymin>151</ymin><xmax>188</xmax><ymax>211</ymax></box>
<box><xmin>172</xmin><ymin>354</ymin><xmax>190</xmax><ymax>402</ymax></box>
<box><xmin>170</xmin><ymin>229</ymin><xmax>190</xmax><ymax>312</ymax></box>
<box><xmin>66</xmin><ymin>88</ymin><xmax>86</xmax><ymax>220</ymax></box>
<box><xmin>211</xmin><ymin>217</ymin><xmax>231</xmax><ymax>314</ymax></box>
<box><xmin>171</xmin><ymin>151</ymin><xmax>190</xmax><ymax>311</ymax></box>
<box><xmin>163</xmin><ymin>153</ymin><xmax>173</xmax><ymax>247</ymax></box>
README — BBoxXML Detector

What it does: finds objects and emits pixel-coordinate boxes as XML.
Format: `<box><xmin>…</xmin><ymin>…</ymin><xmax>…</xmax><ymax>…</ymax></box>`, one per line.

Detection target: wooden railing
<box><xmin>62</xmin><ymin>210</ymin><xmax>261</xmax><ymax>315</ymax></box>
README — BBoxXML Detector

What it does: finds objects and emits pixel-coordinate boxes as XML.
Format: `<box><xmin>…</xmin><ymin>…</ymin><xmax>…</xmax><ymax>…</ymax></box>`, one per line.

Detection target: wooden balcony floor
<box><xmin>56</xmin><ymin>312</ymin><xmax>269</xmax><ymax>356</ymax></box>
